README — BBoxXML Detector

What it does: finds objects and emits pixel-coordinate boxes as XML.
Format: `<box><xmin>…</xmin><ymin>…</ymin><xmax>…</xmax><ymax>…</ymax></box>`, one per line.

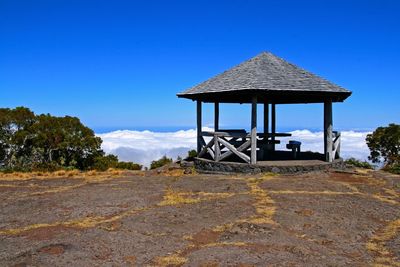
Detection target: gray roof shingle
<box><xmin>177</xmin><ymin>52</ymin><xmax>351</xmax><ymax>103</ymax></box>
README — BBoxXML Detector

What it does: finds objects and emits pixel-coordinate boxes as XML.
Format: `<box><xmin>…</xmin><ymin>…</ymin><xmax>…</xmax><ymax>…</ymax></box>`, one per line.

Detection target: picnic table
<box><xmin>198</xmin><ymin>129</ymin><xmax>293</xmax><ymax>163</ymax></box>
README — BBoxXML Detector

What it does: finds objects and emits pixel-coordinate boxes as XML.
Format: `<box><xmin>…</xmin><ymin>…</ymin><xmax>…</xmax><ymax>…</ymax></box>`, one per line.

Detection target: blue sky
<box><xmin>1</xmin><ymin>0</ymin><xmax>399</xmax><ymax>132</ymax></box>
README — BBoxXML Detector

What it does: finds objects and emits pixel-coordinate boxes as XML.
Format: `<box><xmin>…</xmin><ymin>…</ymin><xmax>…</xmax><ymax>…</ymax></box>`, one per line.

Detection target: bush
<box><xmin>344</xmin><ymin>158</ymin><xmax>373</xmax><ymax>169</ymax></box>
<box><xmin>31</xmin><ymin>162</ymin><xmax>62</xmax><ymax>172</ymax></box>
<box><xmin>92</xmin><ymin>155</ymin><xmax>118</xmax><ymax>171</ymax></box>
<box><xmin>187</xmin><ymin>149</ymin><xmax>197</xmax><ymax>158</ymax></box>
<box><xmin>116</xmin><ymin>161</ymin><xmax>142</xmax><ymax>170</ymax></box>
<box><xmin>150</xmin><ymin>155</ymin><xmax>172</xmax><ymax>170</ymax></box>
<box><xmin>384</xmin><ymin>163</ymin><xmax>400</xmax><ymax>174</ymax></box>
<box><xmin>0</xmin><ymin>161</ymin><xmax>62</xmax><ymax>173</ymax></box>
<box><xmin>0</xmin><ymin>168</ymin><xmax>14</xmax><ymax>174</ymax></box>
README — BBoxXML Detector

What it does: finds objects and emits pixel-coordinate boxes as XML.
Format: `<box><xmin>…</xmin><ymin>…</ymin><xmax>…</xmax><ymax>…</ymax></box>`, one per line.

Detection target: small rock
<box><xmin>271</xmin><ymin>167</ymin><xmax>280</xmax><ymax>173</ymax></box>
<box><xmin>184</xmin><ymin>168</ymin><xmax>192</xmax><ymax>174</ymax></box>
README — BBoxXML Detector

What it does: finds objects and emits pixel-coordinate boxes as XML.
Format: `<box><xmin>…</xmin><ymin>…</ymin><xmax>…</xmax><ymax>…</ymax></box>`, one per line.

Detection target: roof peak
<box><xmin>177</xmin><ymin>52</ymin><xmax>351</xmax><ymax>104</ymax></box>
<box><xmin>257</xmin><ymin>51</ymin><xmax>278</xmax><ymax>56</ymax></box>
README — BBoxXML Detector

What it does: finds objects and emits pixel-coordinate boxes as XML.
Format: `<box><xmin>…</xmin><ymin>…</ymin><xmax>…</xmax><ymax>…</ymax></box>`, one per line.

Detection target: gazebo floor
<box><xmin>256</xmin><ymin>159</ymin><xmax>329</xmax><ymax>167</ymax></box>
<box><xmin>194</xmin><ymin>151</ymin><xmax>345</xmax><ymax>174</ymax></box>
<box><xmin>259</xmin><ymin>150</ymin><xmax>326</xmax><ymax>161</ymax></box>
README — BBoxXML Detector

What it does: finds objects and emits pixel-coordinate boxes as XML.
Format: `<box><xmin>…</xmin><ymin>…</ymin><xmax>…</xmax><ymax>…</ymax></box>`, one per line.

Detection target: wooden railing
<box><xmin>333</xmin><ymin>131</ymin><xmax>341</xmax><ymax>159</ymax></box>
<box><xmin>198</xmin><ymin>131</ymin><xmax>251</xmax><ymax>163</ymax></box>
<box><xmin>198</xmin><ymin>130</ymin><xmax>340</xmax><ymax>162</ymax></box>
<box><xmin>198</xmin><ymin>130</ymin><xmax>293</xmax><ymax>164</ymax></box>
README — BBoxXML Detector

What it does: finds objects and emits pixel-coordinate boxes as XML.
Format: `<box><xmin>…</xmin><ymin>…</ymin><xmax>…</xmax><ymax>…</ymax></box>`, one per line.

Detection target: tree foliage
<box><xmin>115</xmin><ymin>161</ymin><xmax>142</xmax><ymax>171</ymax></box>
<box><xmin>150</xmin><ymin>155</ymin><xmax>172</xmax><ymax>170</ymax></box>
<box><xmin>366</xmin><ymin>123</ymin><xmax>400</xmax><ymax>166</ymax></box>
<box><xmin>187</xmin><ymin>149</ymin><xmax>197</xmax><ymax>158</ymax></box>
<box><xmin>0</xmin><ymin>107</ymin><xmax>141</xmax><ymax>172</ymax></box>
<box><xmin>344</xmin><ymin>158</ymin><xmax>373</xmax><ymax>169</ymax></box>
<box><xmin>92</xmin><ymin>155</ymin><xmax>142</xmax><ymax>172</ymax></box>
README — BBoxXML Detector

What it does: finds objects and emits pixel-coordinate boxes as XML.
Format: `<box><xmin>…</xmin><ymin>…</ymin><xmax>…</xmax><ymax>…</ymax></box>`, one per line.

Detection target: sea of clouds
<box><xmin>97</xmin><ymin>128</ymin><xmax>371</xmax><ymax>167</ymax></box>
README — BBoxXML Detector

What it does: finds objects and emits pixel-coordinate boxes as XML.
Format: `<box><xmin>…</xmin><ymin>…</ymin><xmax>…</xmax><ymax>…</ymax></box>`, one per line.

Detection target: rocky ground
<box><xmin>0</xmin><ymin>167</ymin><xmax>399</xmax><ymax>266</ymax></box>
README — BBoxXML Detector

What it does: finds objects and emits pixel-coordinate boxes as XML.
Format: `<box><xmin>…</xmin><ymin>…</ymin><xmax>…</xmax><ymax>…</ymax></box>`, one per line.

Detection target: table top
<box><xmin>201</xmin><ymin>130</ymin><xmax>292</xmax><ymax>138</ymax></box>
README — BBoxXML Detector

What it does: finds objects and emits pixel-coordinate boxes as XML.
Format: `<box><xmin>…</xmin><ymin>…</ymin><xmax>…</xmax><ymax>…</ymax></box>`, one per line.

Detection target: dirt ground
<box><xmin>0</xmin><ymin>168</ymin><xmax>399</xmax><ymax>267</ymax></box>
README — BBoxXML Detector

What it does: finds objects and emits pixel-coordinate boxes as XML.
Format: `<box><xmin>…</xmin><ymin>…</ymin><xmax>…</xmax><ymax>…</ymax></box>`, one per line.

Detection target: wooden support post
<box><xmin>214</xmin><ymin>102</ymin><xmax>219</xmax><ymax>131</ymax></box>
<box><xmin>214</xmin><ymin>135</ymin><xmax>220</xmax><ymax>162</ymax></box>
<box><xmin>251</xmin><ymin>96</ymin><xmax>257</xmax><ymax>164</ymax></box>
<box><xmin>336</xmin><ymin>135</ymin><xmax>341</xmax><ymax>159</ymax></box>
<box><xmin>271</xmin><ymin>103</ymin><xmax>276</xmax><ymax>151</ymax></box>
<box><xmin>262</xmin><ymin>103</ymin><xmax>269</xmax><ymax>160</ymax></box>
<box><xmin>197</xmin><ymin>100</ymin><xmax>202</xmax><ymax>154</ymax></box>
<box><xmin>324</xmin><ymin>100</ymin><xmax>333</xmax><ymax>162</ymax></box>
<box><xmin>263</xmin><ymin>103</ymin><xmax>269</xmax><ymax>137</ymax></box>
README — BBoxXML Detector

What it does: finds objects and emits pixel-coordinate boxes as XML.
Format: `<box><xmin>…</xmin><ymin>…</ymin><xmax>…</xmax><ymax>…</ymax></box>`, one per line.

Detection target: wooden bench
<box><xmin>286</xmin><ymin>140</ymin><xmax>301</xmax><ymax>159</ymax></box>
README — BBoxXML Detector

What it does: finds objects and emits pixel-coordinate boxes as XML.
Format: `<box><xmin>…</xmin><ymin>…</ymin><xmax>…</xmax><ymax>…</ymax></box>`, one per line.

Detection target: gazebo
<box><xmin>177</xmin><ymin>52</ymin><xmax>351</xmax><ymax>166</ymax></box>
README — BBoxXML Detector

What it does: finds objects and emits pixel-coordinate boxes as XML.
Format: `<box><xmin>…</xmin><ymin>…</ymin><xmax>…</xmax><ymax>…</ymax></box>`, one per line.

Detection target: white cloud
<box><xmin>276</xmin><ymin>130</ymin><xmax>371</xmax><ymax>160</ymax></box>
<box><xmin>97</xmin><ymin>127</ymin><xmax>212</xmax><ymax>167</ymax></box>
<box><xmin>97</xmin><ymin>128</ymin><xmax>371</xmax><ymax>167</ymax></box>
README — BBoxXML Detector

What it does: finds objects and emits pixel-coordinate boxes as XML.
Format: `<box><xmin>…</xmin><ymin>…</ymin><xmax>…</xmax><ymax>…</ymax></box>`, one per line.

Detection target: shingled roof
<box><xmin>177</xmin><ymin>52</ymin><xmax>351</xmax><ymax>104</ymax></box>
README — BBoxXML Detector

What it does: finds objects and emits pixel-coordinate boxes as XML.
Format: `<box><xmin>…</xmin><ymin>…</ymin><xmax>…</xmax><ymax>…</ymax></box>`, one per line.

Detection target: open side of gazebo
<box><xmin>177</xmin><ymin>52</ymin><xmax>351</xmax><ymax>166</ymax></box>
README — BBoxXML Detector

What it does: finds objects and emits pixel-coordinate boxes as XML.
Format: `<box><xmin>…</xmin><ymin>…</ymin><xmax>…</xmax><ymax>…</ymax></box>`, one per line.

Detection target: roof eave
<box><xmin>177</xmin><ymin>90</ymin><xmax>352</xmax><ymax>104</ymax></box>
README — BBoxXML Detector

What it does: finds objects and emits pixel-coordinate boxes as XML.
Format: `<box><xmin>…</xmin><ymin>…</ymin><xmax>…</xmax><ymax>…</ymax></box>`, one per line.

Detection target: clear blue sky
<box><xmin>1</xmin><ymin>0</ymin><xmax>399</xmax><ymax>132</ymax></box>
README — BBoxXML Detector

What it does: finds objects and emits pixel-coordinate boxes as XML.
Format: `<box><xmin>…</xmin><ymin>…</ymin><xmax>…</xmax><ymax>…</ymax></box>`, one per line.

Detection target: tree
<box><xmin>0</xmin><ymin>107</ymin><xmax>142</xmax><ymax>172</ymax></box>
<box><xmin>27</xmin><ymin>114</ymin><xmax>104</xmax><ymax>169</ymax></box>
<box><xmin>0</xmin><ymin>107</ymin><xmax>104</xmax><ymax>170</ymax></box>
<box><xmin>0</xmin><ymin>107</ymin><xmax>36</xmax><ymax>167</ymax></box>
<box><xmin>366</xmin><ymin>123</ymin><xmax>400</xmax><ymax>165</ymax></box>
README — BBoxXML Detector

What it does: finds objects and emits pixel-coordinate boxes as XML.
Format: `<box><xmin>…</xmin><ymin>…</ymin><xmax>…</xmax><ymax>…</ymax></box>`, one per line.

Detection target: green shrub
<box><xmin>116</xmin><ymin>161</ymin><xmax>142</xmax><ymax>170</ymax></box>
<box><xmin>344</xmin><ymin>158</ymin><xmax>373</xmax><ymax>169</ymax></box>
<box><xmin>187</xmin><ymin>149</ymin><xmax>197</xmax><ymax>158</ymax></box>
<box><xmin>150</xmin><ymin>155</ymin><xmax>172</xmax><ymax>170</ymax></box>
<box><xmin>0</xmin><ymin>167</ymin><xmax>15</xmax><ymax>174</ymax></box>
<box><xmin>385</xmin><ymin>163</ymin><xmax>400</xmax><ymax>174</ymax></box>
<box><xmin>0</xmin><ymin>161</ymin><xmax>62</xmax><ymax>173</ymax></box>
<box><xmin>32</xmin><ymin>162</ymin><xmax>62</xmax><ymax>172</ymax></box>
<box><xmin>92</xmin><ymin>155</ymin><xmax>119</xmax><ymax>171</ymax></box>
<box><xmin>63</xmin><ymin>166</ymin><xmax>77</xmax><ymax>171</ymax></box>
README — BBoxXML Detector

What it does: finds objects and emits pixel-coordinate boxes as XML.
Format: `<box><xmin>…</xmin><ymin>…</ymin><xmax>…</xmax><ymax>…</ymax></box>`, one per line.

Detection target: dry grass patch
<box><xmin>366</xmin><ymin>218</ymin><xmax>400</xmax><ymax>267</ymax></box>
<box><xmin>203</xmin><ymin>241</ymin><xmax>249</xmax><ymax>248</ymax></box>
<box><xmin>245</xmin><ymin>176</ymin><xmax>277</xmax><ymax>225</ymax></box>
<box><xmin>158</xmin><ymin>187</ymin><xmax>236</xmax><ymax>207</ymax></box>
<box><xmin>0</xmin><ymin>206</ymin><xmax>150</xmax><ymax>236</ymax></box>
<box><xmin>0</xmin><ymin>168</ymin><xmax>134</xmax><ymax>181</ymax></box>
<box><xmin>158</xmin><ymin>188</ymin><xmax>201</xmax><ymax>206</ymax></box>
<box><xmin>154</xmin><ymin>254</ymin><xmax>188</xmax><ymax>267</ymax></box>
<box><xmin>124</xmin><ymin>256</ymin><xmax>137</xmax><ymax>266</ymax></box>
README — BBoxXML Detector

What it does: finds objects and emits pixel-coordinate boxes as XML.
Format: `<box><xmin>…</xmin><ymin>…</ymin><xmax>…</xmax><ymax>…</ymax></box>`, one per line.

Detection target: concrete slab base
<box><xmin>194</xmin><ymin>157</ymin><xmax>345</xmax><ymax>174</ymax></box>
